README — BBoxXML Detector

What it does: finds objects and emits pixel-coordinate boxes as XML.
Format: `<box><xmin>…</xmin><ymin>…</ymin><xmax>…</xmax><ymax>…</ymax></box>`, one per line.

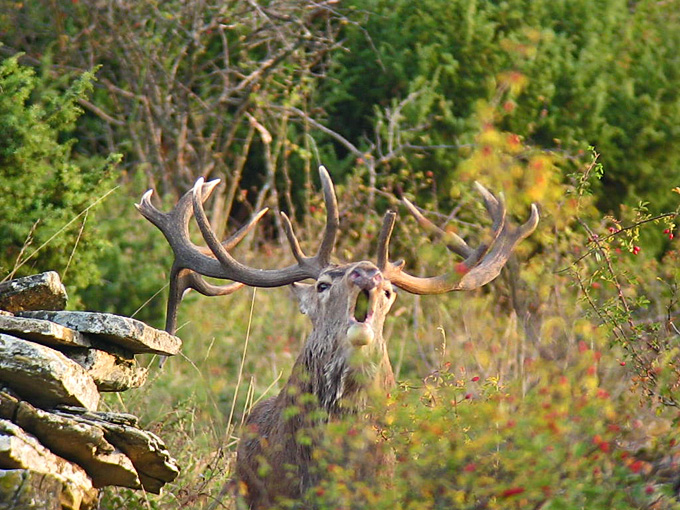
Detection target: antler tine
<box><xmin>384</xmin><ymin>186</ymin><xmax>539</xmax><ymax>295</ymax></box>
<box><xmin>473</xmin><ymin>181</ymin><xmax>505</xmax><ymax>232</ymax></box>
<box><xmin>376</xmin><ymin>211</ymin><xmax>397</xmax><ymax>271</ymax></box>
<box><xmin>157</xmin><ymin>266</ymin><xmax>243</xmax><ymax>367</ymax></box>
<box><xmin>165</xmin><ymin>266</ymin><xmax>244</xmax><ymax>335</ymax></box>
<box><xmin>519</xmin><ymin>203</ymin><xmax>540</xmax><ymax>237</ymax></box>
<box><xmin>221</xmin><ymin>207</ymin><xmax>269</xmax><ymax>251</ymax></box>
<box><xmin>315</xmin><ymin>165</ymin><xmax>340</xmax><ymax>267</ymax></box>
<box><xmin>273</xmin><ymin>166</ymin><xmax>338</xmax><ymax>271</ymax></box>
<box><xmin>135</xmin><ymin>179</ymin><xmax>224</xmax><ymax>249</ymax></box>
<box><xmin>191</xmin><ymin>180</ymin><xmax>312</xmax><ymax>286</ymax></box>
<box><xmin>189</xmin><ymin>166</ymin><xmax>339</xmax><ymax>287</ymax></box>
<box><xmin>280</xmin><ymin>212</ymin><xmax>306</xmax><ymax>263</ymax></box>
<box><xmin>401</xmin><ymin>197</ymin><xmax>473</xmax><ymax>258</ymax></box>
<box><xmin>462</xmin><ymin>185</ymin><xmax>507</xmax><ymax>268</ymax></box>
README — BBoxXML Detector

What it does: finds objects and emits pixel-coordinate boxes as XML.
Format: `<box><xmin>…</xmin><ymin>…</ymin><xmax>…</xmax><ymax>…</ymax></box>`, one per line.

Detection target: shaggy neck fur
<box><xmin>283</xmin><ymin>325</ymin><xmax>393</xmax><ymax>419</ymax></box>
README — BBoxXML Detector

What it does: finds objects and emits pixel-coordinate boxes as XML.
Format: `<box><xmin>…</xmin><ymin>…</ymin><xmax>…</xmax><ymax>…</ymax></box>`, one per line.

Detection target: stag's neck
<box><xmin>280</xmin><ymin>330</ymin><xmax>394</xmax><ymax>419</ymax></box>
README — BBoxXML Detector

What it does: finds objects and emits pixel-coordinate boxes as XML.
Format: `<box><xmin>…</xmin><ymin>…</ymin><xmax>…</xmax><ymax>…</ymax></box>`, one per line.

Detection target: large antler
<box><xmin>136</xmin><ymin>166</ymin><xmax>339</xmax><ymax>334</ymax></box>
<box><xmin>377</xmin><ymin>183</ymin><xmax>539</xmax><ymax>294</ymax></box>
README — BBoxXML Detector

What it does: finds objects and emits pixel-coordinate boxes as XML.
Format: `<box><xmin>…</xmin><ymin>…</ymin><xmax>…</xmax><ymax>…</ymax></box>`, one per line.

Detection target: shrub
<box><xmin>0</xmin><ymin>53</ymin><xmax>118</xmax><ymax>295</ymax></box>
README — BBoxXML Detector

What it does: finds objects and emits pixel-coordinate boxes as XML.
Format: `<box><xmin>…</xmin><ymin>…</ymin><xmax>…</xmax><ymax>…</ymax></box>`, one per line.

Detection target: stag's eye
<box><xmin>316</xmin><ymin>282</ymin><xmax>331</xmax><ymax>293</ymax></box>
<box><xmin>384</xmin><ymin>290</ymin><xmax>392</xmax><ymax>299</ymax></box>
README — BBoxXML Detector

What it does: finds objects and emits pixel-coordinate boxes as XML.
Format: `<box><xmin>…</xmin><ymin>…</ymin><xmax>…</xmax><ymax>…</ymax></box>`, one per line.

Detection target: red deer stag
<box><xmin>136</xmin><ymin>166</ymin><xmax>539</xmax><ymax>508</ymax></box>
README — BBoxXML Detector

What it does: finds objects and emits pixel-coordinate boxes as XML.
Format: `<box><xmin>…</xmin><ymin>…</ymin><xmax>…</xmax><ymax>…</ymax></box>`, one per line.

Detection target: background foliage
<box><xmin>1</xmin><ymin>0</ymin><xmax>680</xmax><ymax>508</ymax></box>
<box><xmin>0</xmin><ymin>53</ymin><xmax>117</xmax><ymax>294</ymax></box>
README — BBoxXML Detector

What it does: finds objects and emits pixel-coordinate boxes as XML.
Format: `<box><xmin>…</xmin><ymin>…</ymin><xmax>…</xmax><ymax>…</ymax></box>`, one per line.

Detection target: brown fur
<box><xmin>235</xmin><ymin>261</ymin><xmax>397</xmax><ymax>508</ymax></box>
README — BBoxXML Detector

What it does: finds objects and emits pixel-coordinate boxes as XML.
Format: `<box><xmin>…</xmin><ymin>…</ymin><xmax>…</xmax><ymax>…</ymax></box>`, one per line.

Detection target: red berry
<box><xmin>664</xmin><ymin>229</ymin><xmax>670</xmax><ymax>234</ymax></box>
<box><xmin>471</xmin><ymin>376</ymin><xmax>480</xmax><ymax>382</ymax></box>
<box><xmin>501</xmin><ymin>487</ymin><xmax>525</xmax><ymax>498</ymax></box>
<box><xmin>598</xmin><ymin>441</ymin><xmax>611</xmax><ymax>453</ymax></box>
<box><xmin>629</xmin><ymin>460</ymin><xmax>644</xmax><ymax>473</ymax></box>
<box><xmin>464</xmin><ymin>463</ymin><xmax>476</xmax><ymax>472</ymax></box>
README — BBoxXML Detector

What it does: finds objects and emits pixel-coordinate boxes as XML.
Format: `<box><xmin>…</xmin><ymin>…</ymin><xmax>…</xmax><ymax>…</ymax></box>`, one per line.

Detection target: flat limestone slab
<box><xmin>0</xmin><ymin>469</ymin><xmax>64</xmax><ymax>510</ymax></box>
<box><xmin>65</xmin><ymin>347</ymin><xmax>148</xmax><ymax>392</ymax></box>
<box><xmin>0</xmin><ymin>334</ymin><xmax>99</xmax><ymax>411</ymax></box>
<box><xmin>19</xmin><ymin>311</ymin><xmax>182</xmax><ymax>356</ymax></box>
<box><xmin>0</xmin><ymin>272</ymin><xmax>67</xmax><ymax>312</ymax></box>
<box><xmin>55</xmin><ymin>407</ymin><xmax>180</xmax><ymax>494</ymax></box>
<box><xmin>0</xmin><ymin>314</ymin><xmax>92</xmax><ymax>348</ymax></box>
<box><xmin>0</xmin><ymin>314</ymin><xmax>147</xmax><ymax>391</ymax></box>
<box><xmin>0</xmin><ymin>420</ymin><xmax>98</xmax><ymax>510</ymax></box>
<box><xmin>0</xmin><ymin>392</ymin><xmax>141</xmax><ymax>489</ymax></box>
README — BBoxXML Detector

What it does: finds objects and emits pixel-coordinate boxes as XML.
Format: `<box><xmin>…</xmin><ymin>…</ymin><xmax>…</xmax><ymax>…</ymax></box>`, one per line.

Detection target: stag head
<box><xmin>290</xmin><ymin>261</ymin><xmax>398</xmax><ymax>412</ymax></box>
<box><xmin>136</xmin><ymin>166</ymin><xmax>539</xmax><ymax>508</ymax></box>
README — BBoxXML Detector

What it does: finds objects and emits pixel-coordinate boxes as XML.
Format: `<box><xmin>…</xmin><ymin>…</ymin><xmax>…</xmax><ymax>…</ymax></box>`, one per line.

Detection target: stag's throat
<box><xmin>354</xmin><ymin>290</ymin><xmax>370</xmax><ymax>322</ymax></box>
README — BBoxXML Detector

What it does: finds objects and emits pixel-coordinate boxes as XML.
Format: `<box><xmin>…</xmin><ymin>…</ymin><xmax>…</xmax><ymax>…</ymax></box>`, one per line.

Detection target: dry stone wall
<box><xmin>0</xmin><ymin>272</ymin><xmax>181</xmax><ymax>509</ymax></box>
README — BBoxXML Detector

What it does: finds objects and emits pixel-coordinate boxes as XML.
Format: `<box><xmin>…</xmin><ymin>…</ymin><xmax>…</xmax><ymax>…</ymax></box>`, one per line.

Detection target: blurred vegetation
<box><xmin>1</xmin><ymin>0</ymin><xmax>680</xmax><ymax>508</ymax></box>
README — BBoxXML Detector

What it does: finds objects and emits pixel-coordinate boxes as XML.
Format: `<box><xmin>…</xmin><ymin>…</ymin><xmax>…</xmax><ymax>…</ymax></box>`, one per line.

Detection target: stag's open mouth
<box><xmin>348</xmin><ymin>289</ymin><xmax>375</xmax><ymax>347</ymax></box>
<box><xmin>354</xmin><ymin>289</ymin><xmax>370</xmax><ymax>323</ymax></box>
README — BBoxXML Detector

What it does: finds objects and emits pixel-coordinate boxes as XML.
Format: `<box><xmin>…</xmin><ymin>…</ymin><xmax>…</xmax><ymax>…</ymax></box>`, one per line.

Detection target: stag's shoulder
<box><xmin>242</xmin><ymin>396</ymin><xmax>279</xmax><ymax>439</ymax></box>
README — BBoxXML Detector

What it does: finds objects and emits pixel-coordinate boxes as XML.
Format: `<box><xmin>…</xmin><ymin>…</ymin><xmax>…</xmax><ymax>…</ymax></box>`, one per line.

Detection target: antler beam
<box><xmin>136</xmin><ymin>166</ymin><xmax>339</xmax><ymax>334</ymax></box>
<box><xmin>378</xmin><ymin>183</ymin><xmax>539</xmax><ymax>294</ymax></box>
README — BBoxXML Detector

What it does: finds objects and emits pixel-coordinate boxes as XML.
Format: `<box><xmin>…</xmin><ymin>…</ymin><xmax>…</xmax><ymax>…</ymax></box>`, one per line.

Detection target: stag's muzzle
<box><xmin>349</xmin><ymin>266</ymin><xmax>382</xmax><ymax>291</ymax></box>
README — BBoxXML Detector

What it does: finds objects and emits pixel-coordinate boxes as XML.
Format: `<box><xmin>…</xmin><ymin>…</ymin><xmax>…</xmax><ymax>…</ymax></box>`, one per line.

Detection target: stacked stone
<box><xmin>0</xmin><ymin>272</ymin><xmax>182</xmax><ymax>510</ymax></box>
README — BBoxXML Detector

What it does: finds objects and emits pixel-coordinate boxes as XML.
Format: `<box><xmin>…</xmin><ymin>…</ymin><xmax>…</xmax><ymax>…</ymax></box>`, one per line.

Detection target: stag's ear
<box><xmin>291</xmin><ymin>282</ymin><xmax>316</xmax><ymax>315</ymax></box>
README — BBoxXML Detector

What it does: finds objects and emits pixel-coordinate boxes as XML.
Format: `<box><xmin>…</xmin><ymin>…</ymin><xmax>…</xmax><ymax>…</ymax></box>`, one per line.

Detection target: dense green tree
<box><xmin>0</xmin><ymin>54</ymin><xmax>118</xmax><ymax>293</ymax></box>
<box><xmin>320</xmin><ymin>0</ymin><xmax>680</xmax><ymax>212</ymax></box>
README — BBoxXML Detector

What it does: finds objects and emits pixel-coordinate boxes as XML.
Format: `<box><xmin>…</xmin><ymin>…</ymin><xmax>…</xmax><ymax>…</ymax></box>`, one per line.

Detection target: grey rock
<box><xmin>54</xmin><ymin>407</ymin><xmax>180</xmax><ymax>494</ymax></box>
<box><xmin>57</xmin><ymin>406</ymin><xmax>140</xmax><ymax>427</ymax></box>
<box><xmin>0</xmin><ymin>420</ymin><xmax>98</xmax><ymax>510</ymax></box>
<box><xmin>0</xmin><ymin>392</ymin><xmax>141</xmax><ymax>489</ymax></box>
<box><xmin>0</xmin><ymin>334</ymin><xmax>99</xmax><ymax>411</ymax></box>
<box><xmin>0</xmin><ymin>469</ymin><xmax>63</xmax><ymax>510</ymax></box>
<box><xmin>0</xmin><ymin>314</ymin><xmax>92</xmax><ymax>348</ymax></box>
<box><xmin>0</xmin><ymin>315</ymin><xmax>147</xmax><ymax>391</ymax></box>
<box><xmin>19</xmin><ymin>311</ymin><xmax>181</xmax><ymax>356</ymax></box>
<box><xmin>0</xmin><ymin>272</ymin><xmax>67</xmax><ymax>313</ymax></box>
<box><xmin>65</xmin><ymin>347</ymin><xmax>148</xmax><ymax>392</ymax></box>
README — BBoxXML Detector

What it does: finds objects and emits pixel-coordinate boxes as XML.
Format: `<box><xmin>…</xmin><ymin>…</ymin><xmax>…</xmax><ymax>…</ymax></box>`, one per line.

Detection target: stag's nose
<box><xmin>349</xmin><ymin>265</ymin><xmax>382</xmax><ymax>291</ymax></box>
